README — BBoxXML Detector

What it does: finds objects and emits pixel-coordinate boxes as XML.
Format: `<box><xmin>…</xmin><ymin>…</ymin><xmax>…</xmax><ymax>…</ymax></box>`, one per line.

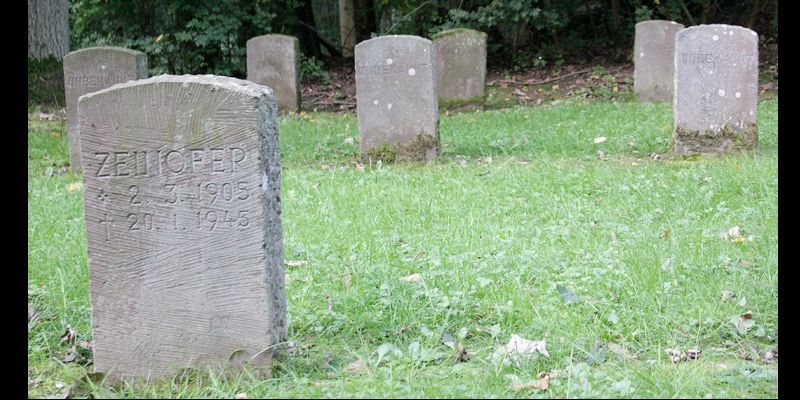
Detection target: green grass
<box><xmin>28</xmin><ymin>99</ymin><xmax>778</xmax><ymax>398</ymax></box>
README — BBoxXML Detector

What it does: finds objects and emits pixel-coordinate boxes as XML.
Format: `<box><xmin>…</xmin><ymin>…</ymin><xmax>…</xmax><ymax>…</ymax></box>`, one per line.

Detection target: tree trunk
<box><xmin>354</xmin><ymin>0</ymin><xmax>377</xmax><ymax>43</ymax></box>
<box><xmin>339</xmin><ymin>0</ymin><xmax>356</xmax><ymax>57</ymax></box>
<box><xmin>297</xmin><ymin>0</ymin><xmax>321</xmax><ymax>58</ymax></box>
<box><xmin>28</xmin><ymin>0</ymin><xmax>70</xmax><ymax>60</ymax></box>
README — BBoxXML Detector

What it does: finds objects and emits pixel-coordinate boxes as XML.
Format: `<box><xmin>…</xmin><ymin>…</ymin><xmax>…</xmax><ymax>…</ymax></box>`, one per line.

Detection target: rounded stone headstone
<box><xmin>433</xmin><ymin>28</ymin><xmax>487</xmax><ymax>108</ymax></box>
<box><xmin>633</xmin><ymin>20</ymin><xmax>684</xmax><ymax>102</ymax></box>
<box><xmin>355</xmin><ymin>35</ymin><xmax>439</xmax><ymax>161</ymax></box>
<box><xmin>673</xmin><ymin>24</ymin><xmax>759</xmax><ymax>154</ymax></box>
<box><xmin>246</xmin><ymin>34</ymin><xmax>301</xmax><ymax>114</ymax></box>
<box><xmin>63</xmin><ymin>47</ymin><xmax>148</xmax><ymax>172</ymax></box>
<box><xmin>78</xmin><ymin>75</ymin><xmax>286</xmax><ymax>381</ymax></box>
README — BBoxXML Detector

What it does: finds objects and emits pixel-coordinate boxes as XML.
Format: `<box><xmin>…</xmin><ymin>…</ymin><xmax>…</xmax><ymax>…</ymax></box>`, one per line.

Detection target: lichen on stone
<box><xmin>672</xmin><ymin>122</ymin><xmax>758</xmax><ymax>154</ymax></box>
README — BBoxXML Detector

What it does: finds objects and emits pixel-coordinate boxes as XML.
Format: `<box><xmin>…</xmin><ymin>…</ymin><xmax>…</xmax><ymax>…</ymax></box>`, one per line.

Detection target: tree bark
<box><xmin>354</xmin><ymin>0</ymin><xmax>377</xmax><ymax>43</ymax></box>
<box><xmin>297</xmin><ymin>0</ymin><xmax>321</xmax><ymax>58</ymax></box>
<box><xmin>28</xmin><ymin>0</ymin><xmax>70</xmax><ymax>60</ymax></box>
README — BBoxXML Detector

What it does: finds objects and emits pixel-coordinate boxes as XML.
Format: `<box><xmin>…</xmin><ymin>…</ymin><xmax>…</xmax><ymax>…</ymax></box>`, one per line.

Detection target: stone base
<box><xmin>671</xmin><ymin>124</ymin><xmax>758</xmax><ymax>155</ymax></box>
<box><xmin>363</xmin><ymin>134</ymin><xmax>439</xmax><ymax>163</ymax></box>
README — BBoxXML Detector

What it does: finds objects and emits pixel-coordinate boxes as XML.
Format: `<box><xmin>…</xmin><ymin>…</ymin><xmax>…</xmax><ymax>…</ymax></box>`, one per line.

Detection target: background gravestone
<box><xmin>247</xmin><ymin>35</ymin><xmax>301</xmax><ymax>114</ymax></box>
<box><xmin>355</xmin><ymin>35</ymin><xmax>438</xmax><ymax>161</ymax></box>
<box><xmin>433</xmin><ymin>28</ymin><xmax>487</xmax><ymax>109</ymax></box>
<box><xmin>633</xmin><ymin>20</ymin><xmax>684</xmax><ymax>102</ymax></box>
<box><xmin>673</xmin><ymin>24</ymin><xmax>759</xmax><ymax>154</ymax></box>
<box><xmin>79</xmin><ymin>75</ymin><xmax>286</xmax><ymax>381</ymax></box>
<box><xmin>63</xmin><ymin>47</ymin><xmax>148</xmax><ymax>172</ymax></box>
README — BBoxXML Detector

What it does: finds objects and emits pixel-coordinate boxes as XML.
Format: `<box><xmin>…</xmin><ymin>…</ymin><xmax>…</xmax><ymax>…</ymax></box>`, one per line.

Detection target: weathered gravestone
<box><xmin>355</xmin><ymin>35</ymin><xmax>438</xmax><ymax>161</ymax></box>
<box><xmin>433</xmin><ymin>28</ymin><xmax>487</xmax><ymax>109</ymax></box>
<box><xmin>673</xmin><ymin>25</ymin><xmax>759</xmax><ymax>154</ymax></box>
<box><xmin>64</xmin><ymin>47</ymin><xmax>148</xmax><ymax>172</ymax></box>
<box><xmin>633</xmin><ymin>20</ymin><xmax>684</xmax><ymax>102</ymax></box>
<box><xmin>79</xmin><ymin>75</ymin><xmax>286</xmax><ymax>381</ymax></box>
<box><xmin>247</xmin><ymin>35</ymin><xmax>301</xmax><ymax>113</ymax></box>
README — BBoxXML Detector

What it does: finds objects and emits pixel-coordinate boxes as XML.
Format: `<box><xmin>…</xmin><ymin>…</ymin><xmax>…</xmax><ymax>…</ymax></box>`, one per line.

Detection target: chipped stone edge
<box><xmin>79</xmin><ymin>74</ymin><xmax>275</xmax><ymax>104</ymax></box>
<box><xmin>64</xmin><ymin>46</ymin><xmax>147</xmax><ymax>61</ymax></box>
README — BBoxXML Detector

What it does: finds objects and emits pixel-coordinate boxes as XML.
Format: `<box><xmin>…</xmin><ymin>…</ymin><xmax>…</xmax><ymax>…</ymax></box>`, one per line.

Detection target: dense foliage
<box><xmin>65</xmin><ymin>0</ymin><xmax>777</xmax><ymax>77</ymax></box>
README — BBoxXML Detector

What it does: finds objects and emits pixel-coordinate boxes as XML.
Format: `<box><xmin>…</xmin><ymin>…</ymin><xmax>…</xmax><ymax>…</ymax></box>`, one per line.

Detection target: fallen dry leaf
<box><xmin>607</xmin><ymin>342</ymin><xmax>638</xmax><ymax>360</ymax></box>
<box><xmin>234</xmin><ymin>393</ymin><xmax>247</xmax><ymax>399</ymax></box>
<box><xmin>493</xmin><ymin>334</ymin><xmax>549</xmax><ymax>365</ymax></box>
<box><xmin>341</xmin><ymin>275</ymin><xmax>352</xmax><ymax>288</ymax></box>
<box><xmin>59</xmin><ymin>325</ymin><xmax>77</xmax><ymax>344</ymax></box>
<box><xmin>284</xmin><ymin>260</ymin><xmax>308</xmax><ymax>267</ymax></box>
<box><xmin>664</xmin><ymin>348</ymin><xmax>687</xmax><ymax>363</ymax></box>
<box><xmin>721</xmin><ymin>290</ymin><xmax>733</xmax><ymax>301</ymax></box>
<box><xmin>512</xmin><ymin>374</ymin><xmax>551</xmax><ymax>392</ymax></box>
<box><xmin>593</xmin><ymin>136</ymin><xmax>607</xmax><ymax>144</ymax></box>
<box><xmin>50</xmin><ymin>130</ymin><xmax>62</xmax><ymax>138</ymax></box>
<box><xmin>399</xmin><ymin>273</ymin><xmax>422</xmax><ymax>283</ymax></box>
<box><xmin>762</xmin><ymin>348</ymin><xmax>777</xmax><ymax>364</ymax></box>
<box><xmin>686</xmin><ymin>348</ymin><xmax>702</xmax><ymax>360</ymax></box>
<box><xmin>597</xmin><ymin>150</ymin><xmax>608</xmax><ymax>160</ymax></box>
<box><xmin>344</xmin><ymin>137</ymin><xmax>355</xmax><ymax>145</ymax></box>
<box><xmin>66</xmin><ymin>182</ymin><xmax>83</xmax><ymax>191</ymax></box>
<box><xmin>345</xmin><ymin>358</ymin><xmax>369</xmax><ymax>373</ymax></box>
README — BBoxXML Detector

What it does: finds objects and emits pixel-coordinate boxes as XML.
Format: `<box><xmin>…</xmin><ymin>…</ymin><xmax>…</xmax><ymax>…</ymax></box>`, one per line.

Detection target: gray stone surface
<box><xmin>433</xmin><ymin>29</ymin><xmax>487</xmax><ymax>106</ymax></box>
<box><xmin>63</xmin><ymin>47</ymin><xmax>148</xmax><ymax>171</ymax></box>
<box><xmin>78</xmin><ymin>75</ymin><xmax>286</xmax><ymax>382</ymax></box>
<box><xmin>633</xmin><ymin>20</ymin><xmax>684</xmax><ymax>102</ymax></box>
<box><xmin>355</xmin><ymin>35</ymin><xmax>438</xmax><ymax>160</ymax></box>
<box><xmin>246</xmin><ymin>35</ymin><xmax>300</xmax><ymax>113</ymax></box>
<box><xmin>673</xmin><ymin>24</ymin><xmax>759</xmax><ymax>154</ymax></box>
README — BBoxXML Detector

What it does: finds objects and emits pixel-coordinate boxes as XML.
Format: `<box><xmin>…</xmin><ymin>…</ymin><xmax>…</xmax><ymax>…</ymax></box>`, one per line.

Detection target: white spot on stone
<box><xmin>408</xmin><ymin>68</ymin><xmax>416</xmax><ymax>76</ymax></box>
<box><xmin>373</xmin><ymin>100</ymin><xmax>379</xmax><ymax>105</ymax></box>
<box><xmin>639</xmin><ymin>52</ymin><xmax>645</xmax><ymax>58</ymax></box>
<box><xmin>729</xmin><ymin>31</ymin><xmax>734</xmax><ymax>35</ymax></box>
<box><xmin>671</xmin><ymin>21</ymin><xmax>677</xmax><ymax>24</ymax></box>
<box><xmin>101</xmin><ymin>65</ymin><xmax>107</xmax><ymax>70</ymax></box>
<box><xmin>735</xmin><ymin>92</ymin><xmax>741</xmax><ymax>98</ymax></box>
<box><xmin>712</xmin><ymin>35</ymin><xmax>719</xmax><ymax>41</ymax></box>
<box><xmin>749</xmin><ymin>111</ymin><xmax>754</xmax><ymax>115</ymax></box>
<box><xmin>709</xmin><ymin>124</ymin><xmax>716</xmax><ymax>130</ymax></box>
<box><xmin>718</xmin><ymin>89</ymin><xmax>725</xmax><ymax>97</ymax></box>
<box><xmin>387</xmin><ymin>103</ymin><xmax>393</xmax><ymax>110</ymax></box>
<box><xmin>387</xmin><ymin>58</ymin><xmax>393</xmax><ymax>64</ymax></box>
<box><xmin>261</xmin><ymin>172</ymin><xmax>269</xmax><ymax>193</ymax></box>
<box><xmin>751</xmin><ymin>31</ymin><xmax>757</xmax><ymax>36</ymax></box>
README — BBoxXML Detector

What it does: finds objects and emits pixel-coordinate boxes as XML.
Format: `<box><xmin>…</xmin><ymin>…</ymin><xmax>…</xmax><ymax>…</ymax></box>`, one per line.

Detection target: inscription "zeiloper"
<box><xmin>94</xmin><ymin>147</ymin><xmax>247</xmax><ymax>178</ymax></box>
<box><xmin>677</xmin><ymin>53</ymin><xmax>757</xmax><ymax>68</ymax></box>
<box><xmin>67</xmin><ymin>75</ymin><xmax>137</xmax><ymax>88</ymax></box>
<box><xmin>355</xmin><ymin>63</ymin><xmax>430</xmax><ymax>77</ymax></box>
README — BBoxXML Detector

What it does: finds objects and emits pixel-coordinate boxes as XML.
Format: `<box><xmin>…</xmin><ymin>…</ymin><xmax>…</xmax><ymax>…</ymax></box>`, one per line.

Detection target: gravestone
<box><xmin>78</xmin><ymin>75</ymin><xmax>286</xmax><ymax>381</ymax></box>
<box><xmin>63</xmin><ymin>47</ymin><xmax>148</xmax><ymax>171</ymax></box>
<box><xmin>246</xmin><ymin>35</ymin><xmax>300</xmax><ymax>113</ymax></box>
<box><xmin>355</xmin><ymin>35</ymin><xmax>438</xmax><ymax>161</ymax></box>
<box><xmin>433</xmin><ymin>28</ymin><xmax>487</xmax><ymax>109</ymax></box>
<box><xmin>633</xmin><ymin>20</ymin><xmax>684</xmax><ymax>102</ymax></box>
<box><xmin>673</xmin><ymin>25</ymin><xmax>759</xmax><ymax>154</ymax></box>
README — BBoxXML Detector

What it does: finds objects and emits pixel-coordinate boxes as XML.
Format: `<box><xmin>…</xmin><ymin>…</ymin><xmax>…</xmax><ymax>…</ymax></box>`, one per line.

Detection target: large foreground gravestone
<box><xmin>79</xmin><ymin>75</ymin><xmax>286</xmax><ymax>381</ymax></box>
<box><xmin>433</xmin><ymin>28</ymin><xmax>487</xmax><ymax>109</ymax></box>
<box><xmin>64</xmin><ymin>47</ymin><xmax>148</xmax><ymax>171</ymax></box>
<box><xmin>355</xmin><ymin>35</ymin><xmax>439</xmax><ymax>161</ymax></box>
<box><xmin>633</xmin><ymin>20</ymin><xmax>684</xmax><ymax>102</ymax></box>
<box><xmin>673</xmin><ymin>25</ymin><xmax>759</xmax><ymax>154</ymax></box>
<box><xmin>247</xmin><ymin>35</ymin><xmax>301</xmax><ymax>113</ymax></box>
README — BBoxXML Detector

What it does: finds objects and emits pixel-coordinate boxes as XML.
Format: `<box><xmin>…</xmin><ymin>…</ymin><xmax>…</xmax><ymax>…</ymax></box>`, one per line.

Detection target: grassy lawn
<box><xmin>28</xmin><ymin>98</ymin><xmax>778</xmax><ymax>398</ymax></box>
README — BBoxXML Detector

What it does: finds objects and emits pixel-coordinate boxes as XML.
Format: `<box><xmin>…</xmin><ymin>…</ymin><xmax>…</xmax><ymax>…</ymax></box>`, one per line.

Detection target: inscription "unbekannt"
<box><xmin>355</xmin><ymin>63</ymin><xmax>430</xmax><ymax>77</ymax></box>
<box><xmin>67</xmin><ymin>75</ymin><xmax>137</xmax><ymax>88</ymax></box>
<box><xmin>677</xmin><ymin>53</ymin><xmax>757</xmax><ymax>68</ymax></box>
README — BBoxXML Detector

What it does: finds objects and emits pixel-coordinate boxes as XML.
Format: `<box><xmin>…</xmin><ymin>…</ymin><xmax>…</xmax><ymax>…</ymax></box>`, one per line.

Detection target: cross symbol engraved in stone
<box><xmin>97</xmin><ymin>188</ymin><xmax>108</xmax><ymax>203</ymax></box>
<box><xmin>99</xmin><ymin>214</ymin><xmax>113</xmax><ymax>241</ymax></box>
